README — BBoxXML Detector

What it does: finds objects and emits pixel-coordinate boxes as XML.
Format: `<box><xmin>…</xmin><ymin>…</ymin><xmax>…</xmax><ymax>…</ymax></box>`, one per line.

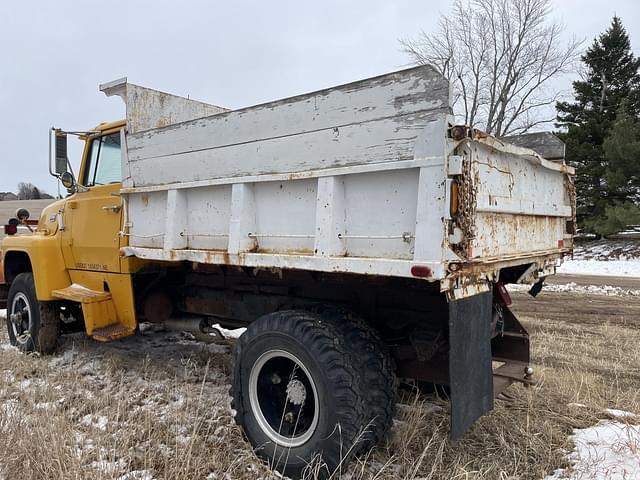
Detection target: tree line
<box><xmin>403</xmin><ymin>0</ymin><xmax>640</xmax><ymax>236</ymax></box>
<box><xmin>0</xmin><ymin>183</ymin><xmax>53</xmax><ymax>201</ymax></box>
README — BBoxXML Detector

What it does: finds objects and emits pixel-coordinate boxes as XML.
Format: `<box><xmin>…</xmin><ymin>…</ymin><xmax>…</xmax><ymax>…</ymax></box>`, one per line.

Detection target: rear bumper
<box><xmin>442</xmin><ymin>248</ymin><xmax>571</xmax><ymax>298</ymax></box>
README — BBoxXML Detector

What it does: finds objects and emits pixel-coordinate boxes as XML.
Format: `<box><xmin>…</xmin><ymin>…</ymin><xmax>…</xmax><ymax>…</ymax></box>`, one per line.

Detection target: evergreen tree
<box><xmin>603</xmin><ymin>108</ymin><xmax>640</xmax><ymax>203</ymax></box>
<box><xmin>556</xmin><ymin>16</ymin><xmax>640</xmax><ymax>233</ymax></box>
<box><xmin>585</xmin><ymin>108</ymin><xmax>640</xmax><ymax>234</ymax></box>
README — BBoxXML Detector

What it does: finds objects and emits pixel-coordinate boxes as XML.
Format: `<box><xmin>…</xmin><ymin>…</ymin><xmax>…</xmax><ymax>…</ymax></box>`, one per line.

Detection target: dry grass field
<box><xmin>0</xmin><ymin>286</ymin><xmax>639</xmax><ymax>480</ymax></box>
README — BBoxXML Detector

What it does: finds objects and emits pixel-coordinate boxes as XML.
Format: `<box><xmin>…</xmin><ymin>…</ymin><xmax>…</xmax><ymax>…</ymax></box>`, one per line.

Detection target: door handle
<box><xmin>102</xmin><ymin>205</ymin><xmax>122</xmax><ymax>214</ymax></box>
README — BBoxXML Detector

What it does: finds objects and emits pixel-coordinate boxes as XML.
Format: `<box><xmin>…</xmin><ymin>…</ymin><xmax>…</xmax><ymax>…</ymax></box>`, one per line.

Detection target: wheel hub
<box><xmin>248</xmin><ymin>349</ymin><xmax>320</xmax><ymax>448</ymax></box>
<box><xmin>286</xmin><ymin>378</ymin><xmax>307</xmax><ymax>406</ymax></box>
<box><xmin>9</xmin><ymin>292</ymin><xmax>32</xmax><ymax>344</ymax></box>
<box><xmin>9</xmin><ymin>311</ymin><xmax>24</xmax><ymax>326</ymax></box>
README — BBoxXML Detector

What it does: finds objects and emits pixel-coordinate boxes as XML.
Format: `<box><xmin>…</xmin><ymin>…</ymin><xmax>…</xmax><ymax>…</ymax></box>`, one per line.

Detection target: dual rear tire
<box><xmin>231</xmin><ymin>308</ymin><xmax>395</xmax><ymax>479</ymax></box>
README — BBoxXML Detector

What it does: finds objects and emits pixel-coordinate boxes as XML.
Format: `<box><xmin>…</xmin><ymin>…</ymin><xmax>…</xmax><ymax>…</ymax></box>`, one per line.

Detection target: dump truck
<box><xmin>0</xmin><ymin>65</ymin><xmax>575</xmax><ymax>478</ymax></box>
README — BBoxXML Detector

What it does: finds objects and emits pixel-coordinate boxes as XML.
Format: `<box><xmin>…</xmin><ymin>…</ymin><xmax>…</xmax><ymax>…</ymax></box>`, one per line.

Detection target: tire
<box><xmin>6</xmin><ymin>272</ymin><xmax>59</xmax><ymax>354</ymax></box>
<box><xmin>304</xmin><ymin>305</ymin><xmax>396</xmax><ymax>452</ymax></box>
<box><xmin>231</xmin><ymin>310</ymin><xmax>369</xmax><ymax>479</ymax></box>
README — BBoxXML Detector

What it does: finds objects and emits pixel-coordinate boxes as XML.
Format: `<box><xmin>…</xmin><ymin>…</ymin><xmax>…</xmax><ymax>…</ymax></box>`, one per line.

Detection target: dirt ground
<box><xmin>512</xmin><ymin>283</ymin><xmax>640</xmax><ymax>326</ymax></box>
<box><xmin>0</xmin><ymin>280</ymin><xmax>639</xmax><ymax>479</ymax></box>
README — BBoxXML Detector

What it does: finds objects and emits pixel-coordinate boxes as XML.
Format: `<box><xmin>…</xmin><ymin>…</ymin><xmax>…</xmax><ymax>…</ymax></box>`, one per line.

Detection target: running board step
<box><xmin>92</xmin><ymin>323</ymin><xmax>135</xmax><ymax>342</ymax></box>
<box><xmin>52</xmin><ymin>284</ymin><xmax>124</xmax><ymax>338</ymax></box>
<box><xmin>52</xmin><ymin>284</ymin><xmax>112</xmax><ymax>303</ymax></box>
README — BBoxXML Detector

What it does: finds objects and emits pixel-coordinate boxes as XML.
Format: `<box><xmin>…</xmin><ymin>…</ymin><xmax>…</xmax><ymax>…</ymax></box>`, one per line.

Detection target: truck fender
<box><xmin>2</xmin><ymin>246</ymin><xmax>71</xmax><ymax>302</ymax></box>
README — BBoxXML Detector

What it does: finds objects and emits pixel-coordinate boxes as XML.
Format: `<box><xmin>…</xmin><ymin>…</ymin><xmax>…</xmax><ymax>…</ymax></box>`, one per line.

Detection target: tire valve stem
<box><xmin>285</xmin><ymin>411</ymin><xmax>295</xmax><ymax>424</ymax></box>
<box><xmin>271</xmin><ymin>373</ymin><xmax>282</xmax><ymax>385</ymax></box>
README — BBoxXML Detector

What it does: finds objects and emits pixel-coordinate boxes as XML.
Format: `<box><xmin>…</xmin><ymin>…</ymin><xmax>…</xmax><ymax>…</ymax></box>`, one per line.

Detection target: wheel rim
<box><xmin>9</xmin><ymin>292</ymin><xmax>32</xmax><ymax>345</ymax></box>
<box><xmin>248</xmin><ymin>349</ymin><xmax>320</xmax><ymax>448</ymax></box>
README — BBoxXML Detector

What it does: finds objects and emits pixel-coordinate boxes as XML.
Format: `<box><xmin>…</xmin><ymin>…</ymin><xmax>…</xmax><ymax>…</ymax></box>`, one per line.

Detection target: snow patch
<box><xmin>557</xmin><ymin>259</ymin><xmax>640</xmax><ymax>278</ymax></box>
<box><xmin>119</xmin><ymin>471</ymin><xmax>155</xmax><ymax>480</ymax></box>
<box><xmin>545</xmin><ymin>421</ymin><xmax>640</xmax><ymax>479</ymax></box>
<box><xmin>212</xmin><ymin>324</ymin><xmax>246</xmax><ymax>339</ymax></box>
<box><xmin>0</xmin><ymin>400</ymin><xmax>18</xmax><ymax>419</ymax></box>
<box><xmin>18</xmin><ymin>379</ymin><xmax>35</xmax><ymax>391</ymax></box>
<box><xmin>0</xmin><ymin>342</ymin><xmax>17</xmax><ymax>352</ymax></box>
<box><xmin>571</xmin><ymin>239</ymin><xmax>640</xmax><ymax>261</ymax></box>
<box><xmin>48</xmin><ymin>348</ymin><xmax>78</xmax><ymax>368</ymax></box>
<box><xmin>91</xmin><ymin>458</ymin><xmax>127</xmax><ymax>474</ymax></box>
<box><xmin>509</xmin><ymin>282</ymin><xmax>640</xmax><ymax>297</ymax></box>
<box><xmin>604</xmin><ymin>408</ymin><xmax>638</xmax><ymax>419</ymax></box>
<box><xmin>73</xmin><ymin>431</ymin><xmax>95</xmax><ymax>457</ymax></box>
<box><xmin>81</xmin><ymin>414</ymin><xmax>109</xmax><ymax>431</ymax></box>
<box><xmin>34</xmin><ymin>401</ymin><xmax>58</xmax><ymax>411</ymax></box>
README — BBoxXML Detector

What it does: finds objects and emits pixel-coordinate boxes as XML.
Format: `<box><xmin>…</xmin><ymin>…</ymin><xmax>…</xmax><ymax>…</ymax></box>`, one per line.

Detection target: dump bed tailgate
<box><xmin>456</xmin><ymin>133</ymin><xmax>574</xmax><ymax>263</ymax></box>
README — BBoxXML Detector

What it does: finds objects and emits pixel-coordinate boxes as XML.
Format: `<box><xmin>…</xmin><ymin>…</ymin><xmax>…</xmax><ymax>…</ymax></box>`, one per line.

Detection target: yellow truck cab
<box><xmin>1</xmin><ymin>119</ymin><xmax>137</xmax><ymax>352</ymax></box>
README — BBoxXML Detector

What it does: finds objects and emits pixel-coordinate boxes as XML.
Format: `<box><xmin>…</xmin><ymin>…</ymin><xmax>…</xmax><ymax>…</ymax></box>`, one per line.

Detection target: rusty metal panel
<box><xmin>451</xmin><ymin>137</ymin><xmax>574</xmax><ymax>262</ymax></box>
<box><xmin>472</xmin><ymin>213</ymin><xmax>565</xmax><ymax>258</ymax></box>
<box><xmin>100</xmin><ymin>78</ymin><xmax>228</xmax><ymax>134</ymax></box>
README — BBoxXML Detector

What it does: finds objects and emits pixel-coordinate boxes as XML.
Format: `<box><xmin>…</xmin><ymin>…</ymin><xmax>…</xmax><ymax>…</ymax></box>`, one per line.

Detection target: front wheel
<box><xmin>231</xmin><ymin>310</ymin><xmax>368</xmax><ymax>479</ymax></box>
<box><xmin>6</xmin><ymin>272</ymin><xmax>59</xmax><ymax>354</ymax></box>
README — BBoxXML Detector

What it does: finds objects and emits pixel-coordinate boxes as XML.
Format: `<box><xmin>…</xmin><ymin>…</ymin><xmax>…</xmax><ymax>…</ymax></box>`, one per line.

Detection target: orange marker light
<box><xmin>450</xmin><ymin>180</ymin><xmax>459</xmax><ymax>217</ymax></box>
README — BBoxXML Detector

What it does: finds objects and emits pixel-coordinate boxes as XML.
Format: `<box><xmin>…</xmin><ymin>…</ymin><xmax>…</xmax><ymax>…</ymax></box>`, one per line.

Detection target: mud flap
<box><xmin>448</xmin><ymin>291</ymin><xmax>494</xmax><ymax>440</ymax></box>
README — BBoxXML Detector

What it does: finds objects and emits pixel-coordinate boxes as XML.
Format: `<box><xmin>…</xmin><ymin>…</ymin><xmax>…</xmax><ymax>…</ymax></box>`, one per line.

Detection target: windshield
<box><xmin>83</xmin><ymin>132</ymin><xmax>121</xmax><ymax>186</ymax></box>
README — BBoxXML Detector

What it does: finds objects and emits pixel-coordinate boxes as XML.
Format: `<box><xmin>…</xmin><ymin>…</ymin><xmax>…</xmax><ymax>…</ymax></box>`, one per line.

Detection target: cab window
<box><xmin>84</xmin><ymin>132</ymin><xmax>121</xmax><ymax>186</ymax></box>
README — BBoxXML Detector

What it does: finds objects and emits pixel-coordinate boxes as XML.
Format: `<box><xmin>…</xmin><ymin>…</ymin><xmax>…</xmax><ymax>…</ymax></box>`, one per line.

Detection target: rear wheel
<box><xmin>6</xmin><ymin>272</ymin><xmax>59</xmax><ymax>354</ymax></box>
<box><xmin>303</xmin><ymin>305</ymin><xmax>396</xmax><ymax>451</ymax></box>
<box><xmin>232</xmin><ymin>310</ymin><xmax>369</xmax><ymax>479</ymax></box>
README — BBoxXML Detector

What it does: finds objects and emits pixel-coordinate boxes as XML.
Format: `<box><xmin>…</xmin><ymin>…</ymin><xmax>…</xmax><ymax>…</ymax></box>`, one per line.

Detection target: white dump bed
<box><xmin>106</xmin><ymin>66</ymin><xmax>574</xmax><ymax>296</ymax></box>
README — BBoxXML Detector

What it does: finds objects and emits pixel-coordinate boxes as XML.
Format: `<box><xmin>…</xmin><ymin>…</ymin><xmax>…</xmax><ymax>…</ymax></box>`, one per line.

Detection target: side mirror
<box><xmin>54</xmin><ymin>131</ymin><xmax>68</xmax><ymax>175</ymax></box>
<box><xmin>60</xmin><ymin>171</ymin><xmax>76</xmax><ymax>192</ymax></box>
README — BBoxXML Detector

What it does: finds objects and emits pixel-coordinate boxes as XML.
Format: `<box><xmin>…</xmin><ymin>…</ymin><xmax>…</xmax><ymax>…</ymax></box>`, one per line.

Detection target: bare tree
<box><xmin>400</xmin><ymin>0</ymin><xmax>581</xmax><ymax>136</ymax></box>
<box><xmin>17</xmin><ymin>182</ymin><xmax>42</xmax><ymax>200</ymax></box>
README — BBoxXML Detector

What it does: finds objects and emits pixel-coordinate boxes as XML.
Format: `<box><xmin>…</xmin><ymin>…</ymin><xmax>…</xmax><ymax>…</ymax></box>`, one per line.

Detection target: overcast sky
<box><xmin>1</xmin><ymin>0</ymin><xmax>638</xmax><ymax>194</ymax></box>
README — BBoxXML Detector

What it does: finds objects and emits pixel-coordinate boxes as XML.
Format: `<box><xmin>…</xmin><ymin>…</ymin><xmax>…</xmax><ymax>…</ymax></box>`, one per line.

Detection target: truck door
<box><xmin>62</xmin><ymin>130</ymin><xmax>123</xmax><ymax>273</ymax></box>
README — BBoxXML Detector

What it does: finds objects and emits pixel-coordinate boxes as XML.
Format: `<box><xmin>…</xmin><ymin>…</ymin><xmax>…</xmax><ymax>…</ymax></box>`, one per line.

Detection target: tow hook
<box><xmin>524</xmin><ymin>366</ymin><xmax>534</xmax><ymax>382</ymax></box>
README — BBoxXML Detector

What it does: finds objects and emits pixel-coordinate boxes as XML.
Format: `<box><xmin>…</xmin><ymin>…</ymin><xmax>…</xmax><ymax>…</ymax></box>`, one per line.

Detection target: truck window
<box><xmin>84</xmin><ymin>132</ymin><xmax>121</xmax><ymax>186</ymax></box>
